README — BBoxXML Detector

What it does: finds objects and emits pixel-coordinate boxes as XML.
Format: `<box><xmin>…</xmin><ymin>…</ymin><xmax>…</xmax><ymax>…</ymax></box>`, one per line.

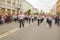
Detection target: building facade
<box><xmin>49</xmin><ymin>4</ymin><xmax>56</xmax><ymax>15</ymax></box>
<box><xmin>20</xmin><ymin>0</ymin><xmax>34</xmax><ymax>14</ymax></box>
<box><xmin>56</xmin><ymin>0</ymin><xmax>60</xmax><ymax>13</ymax></box>
<box><xmin>0</xmin><ymin>0</ymin><xmax>20</xmax><ymax>15</ymax></box>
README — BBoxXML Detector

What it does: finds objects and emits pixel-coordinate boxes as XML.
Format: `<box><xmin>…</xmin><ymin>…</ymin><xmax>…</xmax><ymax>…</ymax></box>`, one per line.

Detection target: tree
<box><xmin>35</xmin><ymin>12</ymin><xmax>39</xmax><ymax>15</ymax></box>
<box><xmin>57</xmin><ymin>12</ymin><xmax>60</xmax><ymax>16</ymax></box>
<box><xmin>39</xmin><ymin>10</ymin><xmax>44</xmax><ymax>14</ymax></box>
<box><xmin>27</xmin><ymin>9</ymin><xmax>31</xmax><ymax>14</ymax></box>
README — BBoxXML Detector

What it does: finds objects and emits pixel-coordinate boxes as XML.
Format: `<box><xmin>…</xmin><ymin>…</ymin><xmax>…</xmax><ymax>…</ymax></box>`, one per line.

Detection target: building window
<box><xmin>7</xmin><ymin>0</ymin><xmax>11</xmax><ymax>4</ymax></box>
<box><xmin>12</xmin><ymin>0</ymin><xmax>15</xmax><ymax>5</ymax></box>
<box><xmin>0</xmin><ymin>0</ymin><xmax>5</xmax><ymax>2</ymax></box>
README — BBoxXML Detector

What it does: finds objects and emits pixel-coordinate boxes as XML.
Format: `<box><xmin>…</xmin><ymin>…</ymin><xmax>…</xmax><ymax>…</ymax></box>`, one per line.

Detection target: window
<box><xmin>7</xmin><ymin>0</ymin><xmax>11</xmax><ymax>4</ymax></box>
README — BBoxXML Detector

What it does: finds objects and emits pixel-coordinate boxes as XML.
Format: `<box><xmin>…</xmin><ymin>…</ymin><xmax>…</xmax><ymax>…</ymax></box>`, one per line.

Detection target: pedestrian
<box><xmin>37</xmin><ymin>15</ymin><xmax>42</xmax><ymax>26</ymax></box>
<box><xmin>59</xmin><ymin>16</ymin><xmax>60</xmax><ymax>26</ymax></box>
<box><xmin>3</xmin><ymin>15</ymin><xmax>7</xmax><ymax>23</ymax></box>
<box><xmin>14</xmin><ymin>15</ymin><xmax>17</xmax><ymax>22</ymax></box>
<box><xmin>41</xmin><ymin>15</ymin><xmax>44</xmax><ymax>23</ymax></box>
<box><xmin>55</xmin><ymin>16</ymin><xmax>57</xmax><ymax>24</ymax></box>
<box><xmin>25</xmin><ymin>14</ymin><xmax>29</xmax><ymax>22</ymax></box>
<box><xmin>28</xmin><ymin>14</ymin><xmax>31</xmax><ymax>24</ymax></box>
<box><xmin>57</xmin><ymin>16</ymin><xmax>60</xmax><ymax>26</ymax></box>
<box><xmin>0</xmin><ymin>15</ymin><xmax>3</xmax><ymax>25</ymax></box>
<box><xmin>6</xmin><ymin>13</ymin><xmax>11</xmax><ymax>24</ymax></box>
<box><xmin>31</xmin><ymin>14</ymin><xmax>34</xmax><ymax>22</ymax></box>
<box><xmin>47</xmin><ymin>16</ymin><xmax>53</xmax><ymax>27</ymax></box>
<box><xmin>18</xmin><ymin>12</ymin><xmax>25</xmax><ymax>28</ymax></box>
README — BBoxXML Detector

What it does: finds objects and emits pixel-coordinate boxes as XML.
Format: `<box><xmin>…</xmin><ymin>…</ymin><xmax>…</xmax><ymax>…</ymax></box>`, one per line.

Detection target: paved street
<box><xmin>0</xmin><ymin>19</ymin><xmax>60</xmax><ymax>40</ymax></box>
<box><xmin>0</xmin><ymin>0</ymin><xmax>60</xmax><ymax>40</ymax></box>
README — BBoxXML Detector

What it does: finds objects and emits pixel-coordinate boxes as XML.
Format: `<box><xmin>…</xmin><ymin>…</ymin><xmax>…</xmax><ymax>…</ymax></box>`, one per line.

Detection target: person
<box><xmin>18</xmin><ymin>13</ymin><xmax>25</xmax><ymax>28</ymax></box>
<box><xmin>41</xmin><ymin>15</ymin><xmax>44</xmax><ymax>23</ymax></box>
<box><xmin>25</xmin><ymin>14</ymin><xmax>29</xmax><ymax>22</ymax></box>
<box><xmin>55</xmin><ymin>15</ymin><xmax>57</xmax><ymax>24</ymax></box>
<box><xmin>3</xmin><ymin>15</ymin><xmax>7</xmax><ymax>23</ymax></box>
<box><xmin>55</xmin><ymin>15</ymin><xmax>59</xmax><ymax>26</ymax></box>
<box><xmin>14</xmin><ymin>15</ymin><xmax>17</xmax><ymax>22</ymax></box>
<box><xmin>28</xmin><ymin>14</ymin><xmax>31</xmax><ymax>24</ymax></box>
<box><xmin>2</xmin><ymin>16</ymin><xmax>4</xmax><ymax>23</ymax></box>
<box><xmin>59</xmin><ymin>16</ymin><xmax>60</xmax><ymax>26</ymax></box>
<box><xmin>57</xmin><ymin>16</ymin><xmax>60</xmax><ymax>26</ymax></box>
<box><xmin>37</xmin><ymin>15</ymin><xmax>42</xmax><ymax>26</ymax></box>
<box><xmin>31</xmin><ymin>14</ymin><xmax>34</xmax><ymax>22</ymax></box>
<box><xmin>6</xmin><ymin>13</ymin><xmax>11</xmax><ymax>24</ymax></box>
<box><xmin>47</xmin><ymin>16</ymin><xmax>53</xmax><ymax>27</ymax></box>
<box><xmin>0</xmin><ymin>15</ymin><xmax>3</xmax><ymax>25</ymax></box>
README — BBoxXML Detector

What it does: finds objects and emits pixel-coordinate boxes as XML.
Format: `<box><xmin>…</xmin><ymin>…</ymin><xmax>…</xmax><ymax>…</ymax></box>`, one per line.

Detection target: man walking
<box><xmin>28</xmin><ymin>14</ymin><xmax>31</xmax><ymax>24</ymax></box>
<box><xmin>18</xmin><ymin>12</ymin><xmax>25</xmax><ymax>28</ymax></box>
<box><xmin>47</xmin><ymin>16</ymin><xmax>53</xmax><ymax>27</ymax></box>
<box><xmin>37</xmin><ymin>15</ymin><xmax>42</xmax><ymax>26</ymax></box>
<box><xmin>31</xmin><ymin>14</ymin><xmax>34</xmax><ymax>22</ymax></box>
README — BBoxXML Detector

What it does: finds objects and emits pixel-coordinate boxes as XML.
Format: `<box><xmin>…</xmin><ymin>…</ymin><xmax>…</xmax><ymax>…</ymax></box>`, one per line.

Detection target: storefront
<box><xmin>12</xmin><ymin>10</ymin><xmax>15</xmax><ymax>14</ymax></box>
<box><xmin>7</xmin><ymin>9</ymin><xmax>11</xmax><ymax>14</ymax></box>
<box><xmin>1</xmin><ymin>8</ymin><xmax>5</xmax><ymax>15</ymax></box>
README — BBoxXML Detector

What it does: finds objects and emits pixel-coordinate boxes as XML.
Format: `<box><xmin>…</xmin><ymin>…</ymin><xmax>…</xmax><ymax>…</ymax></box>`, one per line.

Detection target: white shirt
<box><xmin>48</xmin><ymin>17</ymin><xmax>52</xmax><ymax>21</ymax></box>
<box><xmin>29</xmin><ymin>15</ymin><xmax>31</xmax><ymax>18</ymax></box>
<box><xmin>18</xmin><ymin>14</ymin><xmax>24</xmax><ymax>19</ymax></box>
<box><xmin>37</xmin><ymin>15</ymin><xmax>42</xmax><ymax>19</ymax></box>
<box><xmin>31</xmin><ymin>15</ymin><xmax>34</xmax><ymax>19</ymax></box>
<box><xmin>59</xmin><ymin>17</ymin><xmax>60</xmax><ymax>19</ymax></box>
<box><xmin>14</xmin><ymin>16</ymin><xmax>17</xmax><ymax>19</ymax></box>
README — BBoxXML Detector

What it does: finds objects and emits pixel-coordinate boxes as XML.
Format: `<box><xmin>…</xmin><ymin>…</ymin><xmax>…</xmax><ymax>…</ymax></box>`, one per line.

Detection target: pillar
<box><xmin>0</xmin><ymin>8</ymin><xmax>1</xmax><ymax>15</ymax></box>
<box><xmin>11</xmin><ymin>0</ymin><xmax>12</xmax><ymax>14</ymax></box>
<box><xmin>5</xmin><ymin>0</ymin><xmax>7</xmax><ymax>4</ymax></box>
<box><xmin>5</xmin><ymin>8</ymin><xmax>8</xmax><ymax>15</ymax></box>
<box><xmin>11</xmin><ymin>9</ymin><xmax>12</xmax><ymax>14</ymax></box>
<box><xmin>15</xmin><ymin>10</ymin><xmax>17</xmax><ymax>15</ymax></box>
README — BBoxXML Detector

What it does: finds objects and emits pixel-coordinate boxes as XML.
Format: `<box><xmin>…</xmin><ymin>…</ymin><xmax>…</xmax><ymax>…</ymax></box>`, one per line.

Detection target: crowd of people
<box><xmin>0</xmin><ymin>13</ymin><xmax>18</xmax><ymax>25</ymax></box>
<box><xmin>0</xmin><ymin>12</ymin><xmax>60</xmax><ymax>28</ymax></box>
<box><xmin>46</xmin><ymin>15</ymin><xmax>60</xmax><ymax>27</ymax></box>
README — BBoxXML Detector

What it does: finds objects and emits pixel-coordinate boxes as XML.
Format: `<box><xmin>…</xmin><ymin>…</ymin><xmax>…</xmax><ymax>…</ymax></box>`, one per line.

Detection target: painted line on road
<box><xmin>0</xmin><ymin>24</ymin><xmax>29</xmax><ymax>39</ymax></box>
<box><xmin>0</xmin><ymin>28</ymin><xmax>19</xmax><ymax>39</ymax></box>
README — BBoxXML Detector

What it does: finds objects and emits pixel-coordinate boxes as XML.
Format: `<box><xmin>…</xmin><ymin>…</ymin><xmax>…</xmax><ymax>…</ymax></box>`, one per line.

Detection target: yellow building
<box><xmin>0</xmin><ymin>0</ymin><xmax>20</xmax><ymax>15</ymax></box>
<box><xmin>56</xmin><ymin>0</ymin><xmax>60</xmax><ymax>13</ymax></box>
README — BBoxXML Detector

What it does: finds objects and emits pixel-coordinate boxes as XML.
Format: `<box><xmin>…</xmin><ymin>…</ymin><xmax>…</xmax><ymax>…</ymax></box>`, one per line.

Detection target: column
<box><xmin>5</xmin><ymin>0</ymin><xmax>7</xmax><ymax>4</ymax></box>
<box><xmin>5</xmin><ymin>8</ymin><xmax>8</xmax><ymax>15</ymax></box>
<box><xmin>18</xmin><ymin>0</ymin><xmax>20</xmax><ymax>6</ymax></box>
<box><xmin>11</xmin><ymin>0</ymin><xmax>12</xmax><ymax>5</ymax></box>
<box><xmin>18</xmin><ymin>10</ymin><xmax>20</xmax><ymax>14</ymax></box>
<box><xmin>19</xmin><ymin>0</ymin><xmax>20</xmax><ymax>5</ymax></box>
<box><xmin>5</xmin><ymin>0</ymin><xmax>7</xmax><ymax>15</ymax></box>
<box><xmin>11</xmin><ymin>0</ymin><xmax>12</xmax><ymax>14</ymax></box>
<box><xmin>15</xmin><ymin>0</ymin><xmax>17</xmax><ymax>5</ymax></box>
<box><xmin>15</xmin><ymin>10</ymin><xmax>17</xmax><ymax>14</ymax></box>
<box><xmin>11</xmin><ymin>9</ymin><xmax>12</xmax><ymax>14</ymax></box>
<box><xmin>0</xmin><ymin>8</ymin><xmax>1</xmax><ymax>15</ymax></box>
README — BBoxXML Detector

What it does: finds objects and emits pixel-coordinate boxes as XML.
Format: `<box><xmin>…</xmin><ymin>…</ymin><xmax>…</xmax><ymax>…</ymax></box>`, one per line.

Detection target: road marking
<box><xmin>0</xmin><ymin>28</ymin><xmax>19</xmax><ymax>39</ymax></box>
<box><xmin>0</xmin><ymin>24</ymin><xmax>29</xmax><ymax>39</ymax></box>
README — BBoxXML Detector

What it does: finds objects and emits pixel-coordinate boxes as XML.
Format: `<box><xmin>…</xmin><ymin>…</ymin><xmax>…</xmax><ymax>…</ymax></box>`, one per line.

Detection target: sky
<box><xmin>26</xmin><ymin>0</ymin><xmax>57</xmax><ymax>13</ymax></box>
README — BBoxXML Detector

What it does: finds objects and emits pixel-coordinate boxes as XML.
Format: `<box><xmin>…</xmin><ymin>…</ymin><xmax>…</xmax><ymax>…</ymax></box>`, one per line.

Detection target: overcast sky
<box><xmin>26</xmin><ymin>0</ymin><xmax>57</xmax><ymax>12</ymax></box>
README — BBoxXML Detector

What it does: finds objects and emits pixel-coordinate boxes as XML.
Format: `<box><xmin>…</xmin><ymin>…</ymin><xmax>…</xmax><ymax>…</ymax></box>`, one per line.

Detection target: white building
<box><xmin>20</xmin><ymin>0</ymin><xmax>34</xmax><ymax>14</ymax></box>
<box><xmin>33</xmin><ymin>8</ymin><xmax>39</xmax><ymax>13</ymax></box>
<box><xmin>0</xmin><ymin>0</ymin><xmax>20</xmax><ymax>15</ymax></box>
<box><xmin>49</xmin><ymin>4</ymin><xmax>56</xmax><ymax>15</ymax></box>
<box><xmin>52</xmin><ymin>4</ymin><xmax>57</xmax><ymax>15</ymax></box>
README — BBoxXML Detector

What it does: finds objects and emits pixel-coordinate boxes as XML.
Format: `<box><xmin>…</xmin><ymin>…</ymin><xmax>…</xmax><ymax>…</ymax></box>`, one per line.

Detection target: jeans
<box><xmin>19</xmin><ymin>19</ymin><xmax>24</xmax><ymax>28</ymax></box>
